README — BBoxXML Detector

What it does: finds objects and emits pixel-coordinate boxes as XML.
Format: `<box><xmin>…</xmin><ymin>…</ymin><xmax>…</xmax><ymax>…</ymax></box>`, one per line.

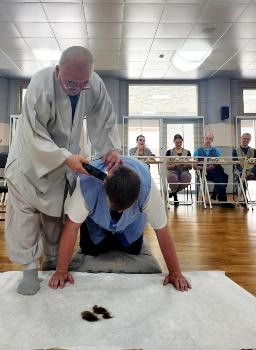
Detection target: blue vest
<box><xmin>197</xmin><ymin>147</ymin><xmax>217</xmax><ymax>162</ymax></box>
<box><xmin>79</xmin><ymin>157</ymin><xmax>151</xmax><ymax>246</ymax></box>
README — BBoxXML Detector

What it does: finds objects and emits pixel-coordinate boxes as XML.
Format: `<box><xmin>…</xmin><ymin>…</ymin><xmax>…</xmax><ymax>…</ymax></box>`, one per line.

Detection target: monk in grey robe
<box><xmin>4</xmin><ymin>46</ymin><xmax>121</xmax><ymax>295</ymax></box>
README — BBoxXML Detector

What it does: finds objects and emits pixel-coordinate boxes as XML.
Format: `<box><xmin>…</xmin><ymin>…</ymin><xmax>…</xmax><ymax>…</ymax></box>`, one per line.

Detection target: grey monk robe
<box><xmin>5</xmin><ymin>66</ymin><xmax>121</xmax><ymax>217</ymax></box>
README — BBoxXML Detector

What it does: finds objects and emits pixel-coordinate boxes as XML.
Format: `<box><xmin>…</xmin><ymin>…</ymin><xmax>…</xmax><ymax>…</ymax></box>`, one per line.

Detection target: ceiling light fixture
<box><xmin>33</xmin><ymin>49</ymin><xmax>61</xmax><ymax>61</ymax></box>
<box><xmin>203</xmin><ymin>27</ymin><xmax>216</xmax><ymax>34</ymax></box>
<box><xmin>172</xmin><ymin>49</ymin><xmax>212</xmax><ymax>72</ymax></box>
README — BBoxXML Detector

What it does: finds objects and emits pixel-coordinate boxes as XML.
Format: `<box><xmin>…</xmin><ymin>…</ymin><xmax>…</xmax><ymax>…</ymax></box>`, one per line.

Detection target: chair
<box><xmin>195</xmin><ymin>168</ymin><xmax>210</xmax><ymax>209</ymax></box>
<box><xmin>165</xmin><ymin>156</ymin><xmax>199</xmax><ymax>208</ymax></box>
<box><xmin>165</xmin><ymin>168</ymin><xmax>193</xmax><ymax>206</ymax></box>
<box><xmin>167</xmin><ymin>183</ymin><xmax>193</xmax><ymax>206</ymax></box>
<box><xmin>233</xmin><ymin>168</ymin><xmax>256</xmax><ymax>210</ymax></box>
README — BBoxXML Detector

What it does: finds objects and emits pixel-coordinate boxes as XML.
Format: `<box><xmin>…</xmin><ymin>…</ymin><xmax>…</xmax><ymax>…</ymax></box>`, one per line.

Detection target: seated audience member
<box><xmin>232</xmin><ymin>133</ymin><xmax>256</xmax><ymax>180</ymax></box>
<box><xmin>129</xmin><ymin>135</ymin><xmax>154</xmax><ymax>162</ymax></box>
<box><xmin>194</xmin><ymin>132</ymin><xmax>234</xmax><ymax>208</ymax></box>
<box><xmin>49</xmin><ymin>157</ymin><xmax>191</xmax><ymax>292</ymax></box>
<box><xmin>166</xmin><ymin>134</ymin><xmax>192</xmax><ymax>206</ymax></box>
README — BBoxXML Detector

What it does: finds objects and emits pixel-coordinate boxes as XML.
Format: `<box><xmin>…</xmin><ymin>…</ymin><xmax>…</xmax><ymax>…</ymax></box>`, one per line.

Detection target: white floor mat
<box><xmin>0</xmin><ymin>271</ymin><xmax>256</xmax><ymax>350</ymax></box>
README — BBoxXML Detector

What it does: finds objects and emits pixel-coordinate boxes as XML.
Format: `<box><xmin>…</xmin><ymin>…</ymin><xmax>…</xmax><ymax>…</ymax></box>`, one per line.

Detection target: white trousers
<box><xmin>5</xmin><ymin>181</ymin><xmax>64</xmax><ymax>270</ymax></box>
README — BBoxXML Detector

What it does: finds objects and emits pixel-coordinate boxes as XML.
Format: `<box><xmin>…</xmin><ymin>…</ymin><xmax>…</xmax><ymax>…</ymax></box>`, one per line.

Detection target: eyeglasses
<box><xmin>60</xmin><ymin>74</ymin><xmax>88</xmax><ymax>91</ymax></box>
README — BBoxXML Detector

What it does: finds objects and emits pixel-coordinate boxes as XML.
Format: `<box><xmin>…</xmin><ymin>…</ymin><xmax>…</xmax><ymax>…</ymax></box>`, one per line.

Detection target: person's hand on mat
<box><xmin>163</xmin><ymin>272</ymin><xmax>191</xmax><ymax>292</ymax></box>
<box><xmin>48</xmin><ymin>270</ymin><xmax>74</xmax><ymax>289</ymax></box>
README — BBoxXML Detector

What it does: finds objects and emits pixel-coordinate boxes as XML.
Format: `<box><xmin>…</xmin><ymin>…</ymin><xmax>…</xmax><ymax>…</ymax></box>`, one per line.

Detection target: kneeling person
<box><xmin>49</xmin><ymin>157</ymin><xmax>191</xmax><ymax>292</ymax></box>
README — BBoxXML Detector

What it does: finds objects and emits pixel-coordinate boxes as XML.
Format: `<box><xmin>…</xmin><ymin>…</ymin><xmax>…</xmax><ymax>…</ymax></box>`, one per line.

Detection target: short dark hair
<box><xmin>136</xmin><ymin>135</ymin><xmax>145</xmax><ymax>141</ymax></box>
<box><xmin>104</xmin><ymin>165</ymin><xmax>141</xmax><ymax>211</ymax></box>
<box><xmin>241</xmin><ymin>132</ymin><xmax>251</xmax><ymax>138</ymax></box>
<box><xmin>173</xmin><ymin>134</ymin><xmax>183</xmax><ymax>141</ymax></box>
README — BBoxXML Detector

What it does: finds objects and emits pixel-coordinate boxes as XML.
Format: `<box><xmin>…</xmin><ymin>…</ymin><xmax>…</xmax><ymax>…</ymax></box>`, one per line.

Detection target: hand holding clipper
<box><xmin>82</xmin><ymin>163</ymin><xmax>107</xmax><ymax>181</ymax></box>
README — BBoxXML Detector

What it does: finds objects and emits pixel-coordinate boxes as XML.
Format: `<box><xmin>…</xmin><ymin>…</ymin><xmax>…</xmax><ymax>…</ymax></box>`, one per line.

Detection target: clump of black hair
<box><xmin>81</xmin><ymin>305</ymin><xmax>113</xmax><ymax>322</ymax></box>
<box><xmin>81</xmin><ymin>310</ymin><xmax>99</xmax><ymax>322</ymax></box>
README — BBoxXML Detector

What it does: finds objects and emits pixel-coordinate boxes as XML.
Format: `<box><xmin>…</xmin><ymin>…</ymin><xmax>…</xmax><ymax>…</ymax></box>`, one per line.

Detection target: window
<box><xmin>127</xmin><ymin>84</ymin><xmax>201</xmax><ymax>155</ymax></box>
<box><xmin>21</xmin><ymin>88</ymin><xmax>27</xmax><ymax>103</ymax></box>
<box><xmin>243</xmin><ymin>89</ymin><xmax>256</xmax><ymax>114</ymax></box>
<box><xmin>128</xmin><ymin>84</ymin><xmax>198</xmax><ymax>116</ymax></box>
<box><xmin>18</xmin><ymin>87</ymin><xmax>28</xmax><ymax>113</ymax></box>
<box><xmin>127</xmin><ymin>119</ymin><xmax>160</xmax><ymax>156</ymax></box>
<box><xmin>127</xmin><ymin>84</ymin><xmax>200</xmax><ymax>191</ymax></box>
<box><xmin>166</xmin><ymin>123</ymin><xmax>195</xmax><ymax>155</ymax></box>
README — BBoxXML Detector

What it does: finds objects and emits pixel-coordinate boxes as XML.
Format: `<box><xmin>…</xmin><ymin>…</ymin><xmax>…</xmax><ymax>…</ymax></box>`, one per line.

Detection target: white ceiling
<box><xmin>1</xmin><ymin>0</ymin><xmax>256</xmax><ymax>80</ymax></box>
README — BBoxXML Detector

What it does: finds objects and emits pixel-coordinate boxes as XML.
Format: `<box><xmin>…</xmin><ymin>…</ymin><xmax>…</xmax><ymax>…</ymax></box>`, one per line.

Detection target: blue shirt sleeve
<box><xmin>252</xmin><ymin>149</ymin><xmax>256</xmax><ymax>174</ymax></box>
<box><xmin>215</xmin><ymin>148</ymin><xmax>221</xmax><ymax>157</ymax></box>
<box><xmin>194</xmin><ymin>149</ymin><xmax>199</xmax><ymax>157</ymax></box>
<box><xmin>91</xmin><ymin>159</ymin><xmax>107</xmax><ymax>171</ymax></box>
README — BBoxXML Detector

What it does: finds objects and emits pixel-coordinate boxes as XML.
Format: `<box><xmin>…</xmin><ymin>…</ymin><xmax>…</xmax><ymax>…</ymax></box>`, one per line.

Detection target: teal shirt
<box><xmin>194</xmin><ymin>146</ymin><xmax>221</xmax><ymax>157</ymax></box>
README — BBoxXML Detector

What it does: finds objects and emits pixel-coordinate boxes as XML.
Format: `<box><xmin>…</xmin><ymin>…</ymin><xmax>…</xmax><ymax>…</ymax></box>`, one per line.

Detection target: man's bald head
<box><xmin>56</xmin><ymin>46</ymin><xmax>93</xmax><ymax>96</ymax></box>
<box><xmin>59</xmin><ymin>46</ymin><xmax>93</xmax><ymax>69</ymax></box>
<box><xmin>204</xmin><ymin>132</ymin><xmax>214</xmax><ymax>147</ymax></box>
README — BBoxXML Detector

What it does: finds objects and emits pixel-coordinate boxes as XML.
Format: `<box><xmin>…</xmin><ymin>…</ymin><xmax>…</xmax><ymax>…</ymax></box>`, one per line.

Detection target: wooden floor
<box><xmin>1</xmin><ymin>205</ymin><xmax>256</xmax><ymax>296</ymax></box>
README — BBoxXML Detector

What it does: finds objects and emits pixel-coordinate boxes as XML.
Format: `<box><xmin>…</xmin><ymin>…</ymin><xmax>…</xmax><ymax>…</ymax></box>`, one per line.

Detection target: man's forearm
<box><xmin>155</xmin><ymin>225</ymin><xmax>181</xmax><ymax>274</ymax></box>
<box><xmin>56</xmin><ymin>218</ymin><xmax>80</xmax><ymax>272</ymax></box>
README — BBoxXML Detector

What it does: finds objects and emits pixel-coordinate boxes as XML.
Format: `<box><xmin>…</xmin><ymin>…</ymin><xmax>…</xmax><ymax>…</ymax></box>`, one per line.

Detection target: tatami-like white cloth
<box><xmin>0</xmin><ymin>271</ymin><xmax>256</xmax><ymax>350</ymax></box>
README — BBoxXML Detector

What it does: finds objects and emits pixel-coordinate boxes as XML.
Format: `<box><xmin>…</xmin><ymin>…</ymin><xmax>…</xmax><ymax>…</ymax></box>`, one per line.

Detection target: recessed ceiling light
<box><xmin>203</xmin><ymin>27</ymin><xmax>216</xmax><ymax>34</ymax></box>
<box><xmin>172</xmin><ymin>49</ymin><xmax>212</xmax><ymax>72</ymax></box>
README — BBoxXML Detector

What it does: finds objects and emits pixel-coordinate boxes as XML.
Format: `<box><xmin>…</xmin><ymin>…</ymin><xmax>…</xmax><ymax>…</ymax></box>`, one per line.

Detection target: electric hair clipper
<box><xmin>82</xmin><ymin>163</ymin><xmax>107</xmax><ymax>181</ymax></box>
